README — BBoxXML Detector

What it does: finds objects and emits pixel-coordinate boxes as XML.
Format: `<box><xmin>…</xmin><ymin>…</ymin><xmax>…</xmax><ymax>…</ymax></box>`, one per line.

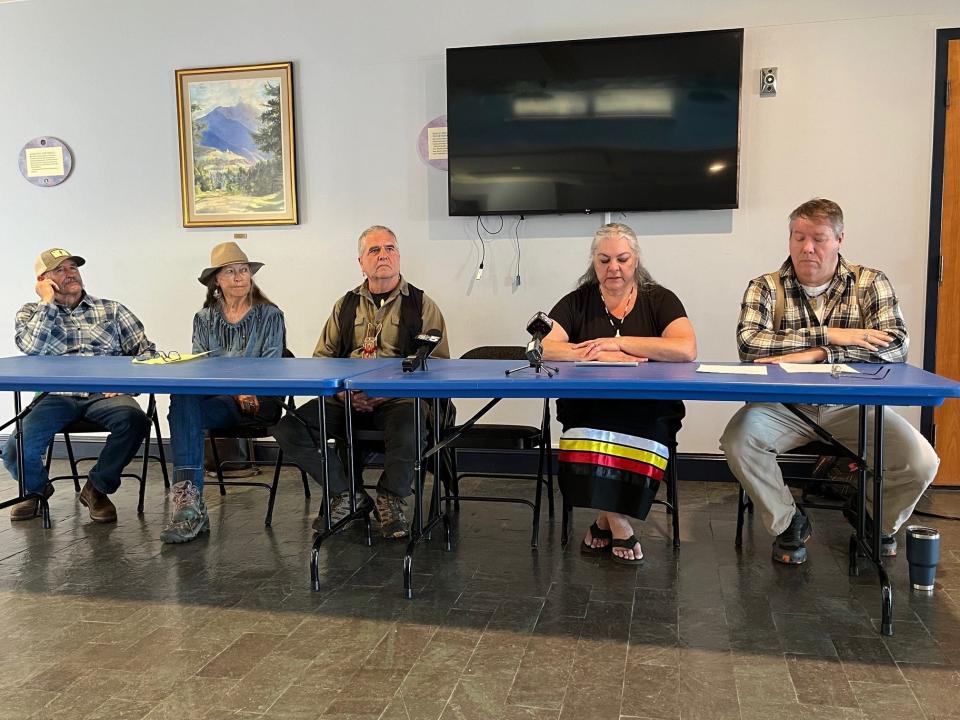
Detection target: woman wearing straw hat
<box><xmin>161</xmin><ymin>241</ymin><xmax>286</xmax><ymax>544</ymax></box>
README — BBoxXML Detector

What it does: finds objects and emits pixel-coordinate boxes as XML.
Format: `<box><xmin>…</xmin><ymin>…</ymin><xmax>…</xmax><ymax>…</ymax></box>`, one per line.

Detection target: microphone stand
<box><xmin>506</xmin><ymin>338</ymin><xmax>558</xmax><ymax>377</ymax></box>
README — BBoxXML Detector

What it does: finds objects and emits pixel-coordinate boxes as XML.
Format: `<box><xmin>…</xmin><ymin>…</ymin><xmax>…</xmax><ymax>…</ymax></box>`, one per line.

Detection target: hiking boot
<box><xmin>160</xmin><ymin>480</ymin><xmax>209</xmax><ymax>544</ymax></box>
<box><xmin>375</xmin><ymin>491</ymin><xmax>410</xmax><ymax>539</ymax></box>
<box><xmin>10</xmin><ymin>484</ymin><xmax>54</xmax><ymax>521</ymax></box>
<box><xmin>312</xmin><ymin>491</ymin><xmax>373</xmax><ymax>532</ymax></box>
<box><xmin>772</xmin><ymin>509</ymin><xmax>811</xmax><ymax>565</ymax></box>
<box><xmin>79</xmin><ymin>480</ymin><xmax>117</xmax><ymax>523</ymax></box>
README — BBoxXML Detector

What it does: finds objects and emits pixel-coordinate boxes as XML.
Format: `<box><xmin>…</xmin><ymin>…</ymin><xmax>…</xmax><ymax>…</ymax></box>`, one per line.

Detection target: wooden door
<box><xmin>934</xmin><ymin>39</ymin><xmax>960</xmax><ymax>485</ymax></box>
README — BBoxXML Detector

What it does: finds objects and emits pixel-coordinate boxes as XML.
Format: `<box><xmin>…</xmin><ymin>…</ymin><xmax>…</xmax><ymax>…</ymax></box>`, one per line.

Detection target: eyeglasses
<box><xmin>831</xmin><ymin>364</ymin><xmax>890</xmax><ymax>380</ymax></box>
<box><xmin>135</xmin><ymin>350</ymin><xmax>181</xmax><ymax>362</ymax></box>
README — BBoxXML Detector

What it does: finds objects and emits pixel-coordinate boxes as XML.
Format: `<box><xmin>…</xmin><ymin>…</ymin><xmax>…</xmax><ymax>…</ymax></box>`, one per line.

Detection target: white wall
<box><xmin>1</xmin><ymin>0</ymin><xmax>957</xmax><ymax>451</ymax></box>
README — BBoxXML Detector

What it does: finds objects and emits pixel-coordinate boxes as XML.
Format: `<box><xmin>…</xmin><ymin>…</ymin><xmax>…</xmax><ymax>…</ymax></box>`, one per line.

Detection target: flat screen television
<box><xmin>446</xmin><ymin>29</ymin><xmax>743</xmax><ymax>216</ymax></box>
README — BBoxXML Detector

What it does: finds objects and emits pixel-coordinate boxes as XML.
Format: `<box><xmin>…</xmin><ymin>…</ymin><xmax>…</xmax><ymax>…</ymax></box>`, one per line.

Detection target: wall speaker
<box><xmin>760</xmin><ymin>67</ymin><xmax>778</xmax><ymax>97</ymax></box>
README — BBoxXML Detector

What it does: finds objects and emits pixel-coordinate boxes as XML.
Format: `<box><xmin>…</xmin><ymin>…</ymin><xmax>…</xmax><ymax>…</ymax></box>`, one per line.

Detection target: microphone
<box><xmin>525</xmin><ymin>311</ymin><xmax>553</xmax><ymax>364</ymax></box>
<box><xmin>402</xmin><ymin>329</ymin><xmax>443</xmax><ymax>373</ymax></box>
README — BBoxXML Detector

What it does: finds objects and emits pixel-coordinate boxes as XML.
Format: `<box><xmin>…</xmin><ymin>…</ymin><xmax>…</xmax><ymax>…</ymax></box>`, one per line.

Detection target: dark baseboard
<box><xmin>2</xmin><ymin>434</ymin><xmax>819</xmax><ymax>484</ymax></box>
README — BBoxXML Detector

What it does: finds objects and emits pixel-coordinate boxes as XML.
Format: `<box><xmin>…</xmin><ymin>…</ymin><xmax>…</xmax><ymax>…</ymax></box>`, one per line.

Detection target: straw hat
<box><xmin>35</xmin><ymin>248</ymin><xmax>86</xmax><ymax>278</ymax></box>
<box><xmin>198</xmin><ymin>242</ymin><xmax>264</xmax><ymax>285</ymax></box>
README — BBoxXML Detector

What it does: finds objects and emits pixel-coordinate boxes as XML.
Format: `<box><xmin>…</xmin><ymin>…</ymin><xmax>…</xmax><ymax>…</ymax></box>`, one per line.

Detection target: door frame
<box><xmin>920</xmin><ymin>28</ymin><xmax>960</xmax><ymax>441</ymax></box>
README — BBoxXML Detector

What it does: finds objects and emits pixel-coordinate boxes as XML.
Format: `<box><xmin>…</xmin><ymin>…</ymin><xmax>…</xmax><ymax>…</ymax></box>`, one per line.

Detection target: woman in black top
<box><xmin>543</xmin><ymin>223</ymin><xmax>697</xmax><ymax>564</ymax></box>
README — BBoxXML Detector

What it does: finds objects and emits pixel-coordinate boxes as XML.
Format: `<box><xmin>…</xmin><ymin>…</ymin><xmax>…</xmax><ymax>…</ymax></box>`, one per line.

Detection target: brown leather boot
<box><xmin>9</xmin><ymin>484</ymin><xmax>54</xmax><ymax>521</ymax></box>
<box><xmin>79</xmin><ymin>480</ymin><xmax>117</xmax><ymax>523</ymax></box>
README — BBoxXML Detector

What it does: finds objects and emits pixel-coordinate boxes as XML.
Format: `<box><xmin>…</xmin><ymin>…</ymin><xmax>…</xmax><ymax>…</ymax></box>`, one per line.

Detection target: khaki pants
<box><xmin>720</xmin><ymin>403</ymin><xmax>939</xmax><ymax>536</ymax></box>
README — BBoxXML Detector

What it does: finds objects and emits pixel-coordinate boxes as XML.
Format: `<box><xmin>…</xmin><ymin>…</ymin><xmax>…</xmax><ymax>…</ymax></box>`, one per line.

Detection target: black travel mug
<box><xmin>906</xmin><ymin>526</ymin><xmax>940</xmax><ymax>592</ymax></box>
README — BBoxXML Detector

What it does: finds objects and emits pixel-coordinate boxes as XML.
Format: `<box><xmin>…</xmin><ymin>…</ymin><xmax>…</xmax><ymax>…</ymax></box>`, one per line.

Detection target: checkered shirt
<box><xmin>15</xmin><ymin>293</ymin><xmax>155</xmax><ymax>358</ymax></box>
<box><xmin>736</xmin><ymin>256</ymin><xmax>908</xmax><ymax>364</ymax></box>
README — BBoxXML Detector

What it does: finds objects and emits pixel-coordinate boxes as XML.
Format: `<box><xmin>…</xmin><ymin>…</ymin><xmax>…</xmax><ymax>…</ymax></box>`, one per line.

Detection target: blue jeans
<box><xmin>3</xmin><ymin>394</ymin><xmax>149</xmax><ymax>494</ymax></box>
<box><xmin>167</xmin><ymin>394</ymin><xmax>249</xmax><ymax>491</ymax></box>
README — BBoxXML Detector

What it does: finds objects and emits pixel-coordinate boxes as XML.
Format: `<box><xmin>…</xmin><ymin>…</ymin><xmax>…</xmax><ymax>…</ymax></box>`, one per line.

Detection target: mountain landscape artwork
<box><xmin>190</xmin><ymin>78</ymin><xmax>283</xmax><ymax>214</ymax></box>
<box><xmin>176</xmin><ymin>63</ymin><xmax>298</xmax><ymax>227</ymax></box>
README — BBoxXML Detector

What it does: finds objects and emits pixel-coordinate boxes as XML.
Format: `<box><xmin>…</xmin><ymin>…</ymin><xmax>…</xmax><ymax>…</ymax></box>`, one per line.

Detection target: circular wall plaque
<box><xmin>417</xmin><ymin>115</ymin><xmax>447</xmax><ymax>171</ymax></box>
<box><xmin>19</xmin><ymin>136</ymin><xmax>73</xmax><ymax>187</ymax></box>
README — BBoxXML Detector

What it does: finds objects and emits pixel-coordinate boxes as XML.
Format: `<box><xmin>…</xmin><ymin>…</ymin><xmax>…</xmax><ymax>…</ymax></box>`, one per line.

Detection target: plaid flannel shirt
<box><xmin>736</xmin><ymin>256</ymin><xmax>908</xmax><ymax>364</ymax></box>
<box><xmin>15</xmin><ymin>293</ymin><xmax>155</xmax><ymax>358</ymax></box>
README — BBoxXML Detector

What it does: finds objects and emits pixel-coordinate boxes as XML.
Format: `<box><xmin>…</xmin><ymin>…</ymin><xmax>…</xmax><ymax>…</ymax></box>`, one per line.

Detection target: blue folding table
<box><xmin>345</xmin><ymin>358</ymin><xmax>960</xmax><ymax>634</ymax></box>
<box><xmin>0</xmin><ymin>355</ymin><xmax>391</xmax><ymax>535</ymax></box>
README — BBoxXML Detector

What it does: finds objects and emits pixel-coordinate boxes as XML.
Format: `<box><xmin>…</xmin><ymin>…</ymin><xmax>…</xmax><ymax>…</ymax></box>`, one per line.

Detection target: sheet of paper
<box><xmin>427</xmin><ymin>127</ymin><xmax>448</xmax><ymax>160</ymax></box>
<box><xmin>696</xmin><ymin>364</ymin><xmax>768</xmax><ymax>375</ymax></box>
<box><xmin>25</xmin><ymin>146</ymin><xmax>65</xmax><ymax>177</ymax></box>
<box><xmin>132</xmin><ymin>351</ymin><xmax>211</xmax><ymax>365</ymax></box>
<box><xmin>779</xmin><ymin>363</ymin><xmax>857</xmax><ymax>374</ymax></box>
<box><xmin>574</xmin><ymin>361</ymin><xmax>640</xmax><ymax>367</ymax></box>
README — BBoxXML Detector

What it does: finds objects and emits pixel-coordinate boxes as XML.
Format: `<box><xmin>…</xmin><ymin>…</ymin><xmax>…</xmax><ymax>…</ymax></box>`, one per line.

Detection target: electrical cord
<box><xmin>474</xmin><ymin>215</ymin><xmax>504</xmax><ymax>280</ymax></box>
<box><xmin>914</xmin><ymin>509</ymin><xmax>960</xmax><ymax>521</ymax></box>
<box><xmin>474</xmin><ymin>216</ymin><xmax>486</xmax><ymax>279</ymax></box>
<box><xmin>514</xmin><ymin>215</ymin><xmax>524</xmax><ymax>285</ymax></box>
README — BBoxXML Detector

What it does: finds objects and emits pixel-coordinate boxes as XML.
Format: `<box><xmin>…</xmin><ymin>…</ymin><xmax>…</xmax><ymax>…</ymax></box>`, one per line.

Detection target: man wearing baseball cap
<box><xmin>3</xmin><ymin>248</ymin><xmax>156</xmax><ymax>523</ymax></box>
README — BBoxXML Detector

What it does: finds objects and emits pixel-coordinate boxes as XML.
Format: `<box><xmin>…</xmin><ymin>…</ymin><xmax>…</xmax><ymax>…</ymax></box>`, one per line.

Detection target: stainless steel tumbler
<box><xmin>906</xmin><ymin>526</ymin><xmax>941</xmax><ymax>592</ymax></box>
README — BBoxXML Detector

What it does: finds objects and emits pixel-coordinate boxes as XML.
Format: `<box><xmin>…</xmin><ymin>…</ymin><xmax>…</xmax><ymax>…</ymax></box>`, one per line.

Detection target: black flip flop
<box><xmin>610</xmin><ymin>535</ymin><xmax>644</xmax><ymax>566</ymax></box>
<box><xmin>580</xmin><ymin>522</ymin><xmax>613</xmax><ymax>555</ymax></box>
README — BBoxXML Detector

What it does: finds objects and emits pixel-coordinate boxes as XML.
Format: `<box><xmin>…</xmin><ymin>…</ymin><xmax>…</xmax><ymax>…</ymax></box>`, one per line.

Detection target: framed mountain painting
<box><xmin>175</xmin><ymin>62</ymin><xmax>298</xmax><ymax>227</ymax></box>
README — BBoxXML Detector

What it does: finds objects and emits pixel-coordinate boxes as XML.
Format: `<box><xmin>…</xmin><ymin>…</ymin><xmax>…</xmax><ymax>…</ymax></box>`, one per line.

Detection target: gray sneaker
<box><xmin>375</xmin><ymin>491</ymin><xmax>410</xmax><ymax>540</ymax></box>
<box><xmin>312</xmin><ymin>491</ymin><xmax>373</xmax><ymax>532</ymax></box>
<box><xmin>160</xmin><ymin>480</ymin><xmax>209</xmax><ymax>544</ymax></box>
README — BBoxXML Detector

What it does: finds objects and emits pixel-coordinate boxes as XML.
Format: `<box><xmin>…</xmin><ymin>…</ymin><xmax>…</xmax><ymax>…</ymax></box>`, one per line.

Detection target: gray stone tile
<box><xmin>833</xmin><ymin>636</ymin><xmax>904</xmax><ymax>685</ymax></box>
<box><xmin>1</xmin><ymin>473</ymin><xmax>959</xmax><ymax>720</ymax></box>
<box><xmin>849</xmin><ymin>681</ymin><xmax>924</xmax><ymax>720</ymax></box>
<box><xmin>620</xmin><ymin>663</ymin><xmax>679</xmax><ymax>720</ymax></box>
<box><xmin>195</xmin><ymin>632</ymin><xmax>287</xmax><ymax>679</ymax></box>
<box><xmin>774</xmin><ymin>613</ymin><xmax>842</xmax><ymax>656</ymax></box>
<box><xmin>785</xmin><ymin>654</ymin><xmax>857</xmax><ymax>709</ymax></box>
<box><xmin>881</xmin><ymin>620</ymin><xmax>949</xmax><ymax>665</ymax></box>
<box><xmin>898</xmin><ymin>662</ymin><xmax>960</xmax><ymax>718</ymax></box>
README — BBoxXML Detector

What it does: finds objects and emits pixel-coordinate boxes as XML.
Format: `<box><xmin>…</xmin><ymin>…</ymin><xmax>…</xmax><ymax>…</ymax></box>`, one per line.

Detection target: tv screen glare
<box><xmin>446</xmin><ymin>29</ymin><xmax>743</xmax><ymax>216</ymax></box>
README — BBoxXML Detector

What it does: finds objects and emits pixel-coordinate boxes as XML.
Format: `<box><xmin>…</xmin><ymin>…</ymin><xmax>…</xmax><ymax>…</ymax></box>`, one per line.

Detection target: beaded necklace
<box><xmin>599</xmin><ymin>284</ymin><xmax>635</xmax><ymax>337</ymax></box>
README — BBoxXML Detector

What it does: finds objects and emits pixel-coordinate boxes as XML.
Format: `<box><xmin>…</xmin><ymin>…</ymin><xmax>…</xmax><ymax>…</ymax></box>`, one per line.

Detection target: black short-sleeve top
<box><xmin>549</xmin><ymin>283</ymin><xmax>687</xmax><ymax>342</ymax></box>
<box><xmin>548</xmin><ymin>282</ymin><xmax>688</xmax><ymax>439</ymax></box>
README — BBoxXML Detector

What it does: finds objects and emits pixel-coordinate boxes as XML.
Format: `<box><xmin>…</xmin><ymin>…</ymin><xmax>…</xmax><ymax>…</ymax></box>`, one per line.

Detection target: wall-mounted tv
<box><xmin>446</xmin><ymin>29</ymin><xmax>743</xmax><ymax>216</ymax></box>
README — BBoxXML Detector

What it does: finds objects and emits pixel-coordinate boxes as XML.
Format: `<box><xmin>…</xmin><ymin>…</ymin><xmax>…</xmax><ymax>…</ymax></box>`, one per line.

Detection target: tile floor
<box><xmin>1</xmin><ymin>464</ymin><xmax>959</xmax><ymax>719</ymax></box>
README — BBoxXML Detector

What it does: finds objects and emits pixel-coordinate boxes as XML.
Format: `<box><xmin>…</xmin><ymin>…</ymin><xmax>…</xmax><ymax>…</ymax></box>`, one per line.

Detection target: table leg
<box><xmin>0</xmin><ymin>392</ymin><xmax>50</xmax><ymax>528</ymax></box>
<box><xmin>847</xmin><ymin>404</ymin><xmax>893</xmax><ymax>636</ymax></box>
<box><xmin>435</xmin><ymin>399</ymin><xmax>452</xmax><ymax>552</ymax></box>
<box><xmin>849</xmin><ymin>405</ymin><xmax>869</xmax><ymax>577</ymax></box>
<box><xmin>403</xmin><ymin>399</ymin><xmax>425</xmax><ymax>598</ymax></box>
<box><xmin>872</xmin><ymin>405</ymin><xmax>893</xmax><ymax>636</ymax></box>
<box><xmin>402</xmin><ymin>398</ymin><xmax>451</xmax><ymax>598</ymax></box>
<box><xmin>310</xmin><ymin>392</ymin><xmax>380</xmax><ymax>591</ymax></box>
<box><xmin>344</xmin><ymin>395</ymin><xmax>373</xmax><ymax>547</ymax></box>
<box><xmin>310</xmin><ymin>396</ymin><xmax>332</xmax><ymax>591</ymax></box>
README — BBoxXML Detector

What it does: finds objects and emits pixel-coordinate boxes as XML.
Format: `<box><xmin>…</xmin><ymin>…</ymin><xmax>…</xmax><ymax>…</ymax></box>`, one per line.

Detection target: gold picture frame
<box><xmin>175</xmin><ymin>62</ymin><xmax>298</xmax><ymax>227</ymax></box>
